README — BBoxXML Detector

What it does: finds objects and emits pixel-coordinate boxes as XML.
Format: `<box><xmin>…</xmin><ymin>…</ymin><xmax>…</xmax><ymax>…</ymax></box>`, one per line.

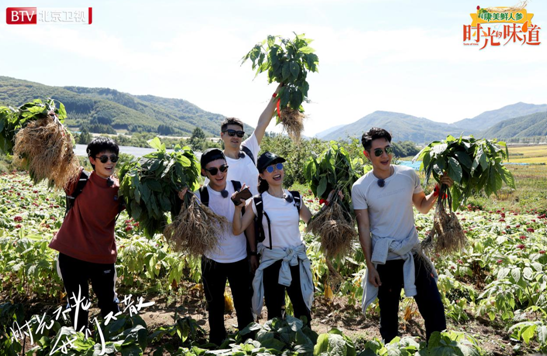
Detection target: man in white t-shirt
<box><xmin>206</xmin><ymin>85</ymin><xmax>280</xmax><ymax>195</ymax></box>
<box><xmin>195</xmin><ymin>148</ymin><xmax>258</xmax><ymax>345</ymax></box>
<box><xmin>352</xmin><ymin>127</ymin><xmax>452</xmax><ymax>343</ymax></box>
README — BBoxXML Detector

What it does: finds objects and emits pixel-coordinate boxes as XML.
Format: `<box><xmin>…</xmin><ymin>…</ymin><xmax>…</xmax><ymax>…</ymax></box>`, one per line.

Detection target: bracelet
<box><xmin>433</xmin><ymin>184</ymin><xmax>440</xmax><ymax>197</ymax></box>
<box><xmin>319</xmin><ymin>199</ymin><xmax>329</xmax><ymax>206</ymax></box>
<box><xmin>249</xmin><ymin>251</ymin><xmax>258</xmax><ymax>256</ymax></box>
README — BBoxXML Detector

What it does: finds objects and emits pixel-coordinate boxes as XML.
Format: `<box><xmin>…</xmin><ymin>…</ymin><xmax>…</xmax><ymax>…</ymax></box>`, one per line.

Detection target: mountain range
<box><xmin>0</xmin><ymin>76</ymin><xmax>252</xmax><ymax>136</ymax></box>
<box><xmin>481</xmin><ymin>111</ymin><xmax>547</xmax><ymax>138</ymax></box>
<box><xmin>321</xmin><ymin>103</ymin><xmax>547</xmax><ymax>143</ymax></box>
<box><xmin>1</xmin><ymin>76</ymin><xmax>546</xmax><ymax>143</ymax></box>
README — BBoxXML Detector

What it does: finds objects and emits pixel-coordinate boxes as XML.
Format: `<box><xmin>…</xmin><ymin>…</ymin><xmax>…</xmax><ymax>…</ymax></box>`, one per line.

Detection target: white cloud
<box><xmin>2</xmin><ymin>2</ymin><xmax>546</xmax><ymax>137</ymax></box>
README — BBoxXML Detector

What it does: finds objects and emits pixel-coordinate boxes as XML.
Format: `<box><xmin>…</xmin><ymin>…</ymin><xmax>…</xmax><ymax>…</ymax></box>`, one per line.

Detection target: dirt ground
<box><xmin>131</xmin><ymin>282</ymin><xmax>520</xmax><ymax>356</ymax></box>
<box><xmin>8</xmin><ymin>282</ymin><xmax>532</xmax><ymax>355</ymax></box>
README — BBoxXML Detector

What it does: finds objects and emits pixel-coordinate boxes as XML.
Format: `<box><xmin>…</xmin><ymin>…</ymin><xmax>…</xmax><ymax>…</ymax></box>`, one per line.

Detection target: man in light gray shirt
<box><xmin>352</xmin><ymin>127</ymin><xmax>452</xmax><ymax>342</ymax></box>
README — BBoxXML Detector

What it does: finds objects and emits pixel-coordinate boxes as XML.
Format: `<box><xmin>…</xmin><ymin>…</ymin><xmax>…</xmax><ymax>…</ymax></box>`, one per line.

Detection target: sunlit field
<box><xmin>507</xmin><ymin>144</ymin><xmax>547</xmax><ymax>164</ymax></box>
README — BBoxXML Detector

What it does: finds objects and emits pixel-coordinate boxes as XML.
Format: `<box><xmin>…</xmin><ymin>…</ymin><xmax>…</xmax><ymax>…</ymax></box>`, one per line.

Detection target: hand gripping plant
<box><xmin>413</xmin><ymin>135</ymin><xmax>516</xmax><ymax>254</ymax></box>
<box><xmin>242</xmin><ymin>33</ymin><xmax>319</xmax><ymax>142</ymax></box>
<box><xmin>119</xmin><ymin>138</ymin><xmax>227</xmax><ymax>256</ymax></box>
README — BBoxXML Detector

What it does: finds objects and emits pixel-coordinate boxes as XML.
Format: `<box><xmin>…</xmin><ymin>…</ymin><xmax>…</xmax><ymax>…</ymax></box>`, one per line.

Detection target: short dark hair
<box><xmin>361</xmin><ymin>127</ymin><xmax>392</xmax><ymax>151</ymax></box>
<box><xmin>221</xmin><ymin>117</ymin><xmax>244</xmax><ymax>132</ymax></box>
<box><xmin>87</xmin><ymin>137</ymin><xmax>119</xmax><ymax>170</ymax></box>
<box><xmin>87</xmin><ymin>137</ymin><xmax>119</xmax><ymax>157</ymax></box>
<box><xmin>200</xmin><ymin>148</ymin><xmax>226</xmax><ymax>170</ymax></box>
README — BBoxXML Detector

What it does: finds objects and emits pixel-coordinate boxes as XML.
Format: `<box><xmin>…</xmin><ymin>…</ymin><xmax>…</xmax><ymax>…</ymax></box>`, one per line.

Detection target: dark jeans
<box><xmin>57</xmin><ymin>253</ymin><xmax>120</xmax><ymax>331</ymax></box>
<box><xmin>376</xmin><ymin>255</ymin><xmax>446</xmax><ymax>343</ymax></box>
<box><xmin>201</xmin><ymin>256</ymin><xmax>253</xmax><ymax>345</ymax></box>
<box><xmin>262</xmin><ymin>259</ymin><xmax>311</xmax><ymax>326</ymax></box>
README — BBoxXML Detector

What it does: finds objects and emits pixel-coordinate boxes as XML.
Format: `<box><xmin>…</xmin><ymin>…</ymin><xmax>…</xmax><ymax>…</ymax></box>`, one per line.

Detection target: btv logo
<box><xmin>6</xmin><ymin>7</ymin><xmax>92</xmax><ymax>24</ymax></box>
<box><xmin>6</xmin><ymin>7</ymin><xmax>37</xmax><ymax>24</ymax></box>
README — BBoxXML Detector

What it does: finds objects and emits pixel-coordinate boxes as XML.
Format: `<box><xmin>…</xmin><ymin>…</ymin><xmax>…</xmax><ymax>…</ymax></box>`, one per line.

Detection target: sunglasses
<box><xmin>223</xmin><ymin>129</ymin><xmax>245</xmax><ymax>138</ymax></box>
<box><xmin>265</xmin><ymin>163</ymin><xmax>284</xmax><ymax>173</ymax></box>
<box><xmin>95</xmin><ymin>154</ymin><xmax>118</xmax><ymax>163</ymax></box>
<box><xmin>204</xmin><ymin>164</ymin><xmax>229</xmax><ymax>176</ymax></box>
<box><xmin>370</xmin><ymin>146</ymin><xmax>394</xmax><ymax>157</ymax></box>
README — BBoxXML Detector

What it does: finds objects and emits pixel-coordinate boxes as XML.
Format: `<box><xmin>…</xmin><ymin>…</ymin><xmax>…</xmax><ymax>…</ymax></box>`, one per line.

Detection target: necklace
<box><xmin>268</xmin><ymin>189</ymin><xmax>294</xmax><ymax>203</ymax></box>
<box><xmin>268</xmin><ymin>189</ymin><xmax>284</xmax><ymax>199</ymax></box>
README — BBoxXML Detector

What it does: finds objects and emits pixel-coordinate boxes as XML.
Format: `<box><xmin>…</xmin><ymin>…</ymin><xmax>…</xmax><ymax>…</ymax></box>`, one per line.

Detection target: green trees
<box><xmin>189</xmin><ymin>127</ymin><xmax>207</xmax><ymax>151</ymax></box>
<box><xmin>77</xmin><ymin>128</ymin><xmax>92</xmax><ymax>144</ymax></box>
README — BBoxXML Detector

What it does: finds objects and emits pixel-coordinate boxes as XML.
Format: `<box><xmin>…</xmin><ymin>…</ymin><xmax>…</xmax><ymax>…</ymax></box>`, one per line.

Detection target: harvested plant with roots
<box><xmin>14</xmin><ymin>117</ymin><xmax>79</xmax><ymax>190</ymax></box>
<box><xmin>422</xmin><ymin>185</ymin><xmax>467</xmax><ymax>255</ymax></box>
<box><xmin>242</xmin><ymin>33</ymin><xmax>319</xmax><ymax>143</ymax></box>
<box><xmin>307</xmin><ymin>196</ymin><xmax>357</xmax><ymax>260</ymax></box>
<box><xmin>119</xmin><ymin>138</ymin><xmax>201</xmax><ymax>238</ymax></box>
<box><xmin>1</xmin><ymin>99</ymin><xmax>79</xmax><ymax>190</ymax></box>
<box><xmin>279</xmin><ymin>107</ymin><xmax>305</xmax><ymax>142</ymax></box>
<box><xmin>304</xmin><ymin>142</ymin><xmax>362</xmax><ymax>261</ymax></box>
<box><xmin>163</xmin><ymin>194</ymin><xmax>227</xmax><ymax>257</ymax></box>
<box><xmin>414</xmin><ymin>135</ymin><xmax>515</xmax><ymax>255</ymax></box>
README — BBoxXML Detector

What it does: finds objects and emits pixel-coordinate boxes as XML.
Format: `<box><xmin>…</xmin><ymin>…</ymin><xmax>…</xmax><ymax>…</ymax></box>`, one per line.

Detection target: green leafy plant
<box><xmin>414</xmin><ymin>135</ymin><xmax>515</xmax><ymax>254</ymax></box>
<box><xmin>418</xmin><ymin>331</ymin><xmax>483</xmax><ymax>356</ymax></box>
<box><xmin>314</xmin><ymin>328</ymin><xmax>357</xmax><ymax>356</ymax></box>
<box><xmin>242</xmin><ymin>33</ymin><xmax>319</xmax><ymax>141</ymax></box>
<box><xmin>0</xmin><ymin>302</ymin><xmax>25</xmax><ymax>355</ymax></box>
<box><xmin>119</xmin><ymin>137</ymin><xmax>200</xmax><ymax>238</ymax></box>
<box><xmin>239</xmin><ymin>316</ymin><xmax>318</xmax><ymax>355</ymax></box>
<box><xmin>305</xmin><ymin>142</ymin><xmax>361</xmax><ymax>206</ymax></box>
<box><xmin>413</xmin><ymin>135</ymin><xmax>515</xmax><ymax>211</ymax></box>
<box><xmin>1</xmin><ymin>98</ymin><xmax>78</xmax><ymax>190</ymax></box>
<box><xmin>356</xmin><ymin>336</ymin><xmax>419</xmax><ymax>356</ymax></box>
<box><xmin>0</xmin><ymin>99</ymin><xmax>67</xmax><ymax>155</ymax></box>
<box><xmin>509</xmin><ymin>321</ymin><xmax>547</xmax><ymax>353</ymax></box>
<box><xmin>304</xmin><ymin>142</ymin><xmax>361</xmax><ymax>259</ymax></box>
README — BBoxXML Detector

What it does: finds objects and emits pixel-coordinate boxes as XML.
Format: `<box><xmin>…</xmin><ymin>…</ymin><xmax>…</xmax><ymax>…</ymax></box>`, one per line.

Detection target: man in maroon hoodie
<box><xmin>49</xmin><ymin>137</ymin><xmax>123</xmax><ymax>331</ymax></box>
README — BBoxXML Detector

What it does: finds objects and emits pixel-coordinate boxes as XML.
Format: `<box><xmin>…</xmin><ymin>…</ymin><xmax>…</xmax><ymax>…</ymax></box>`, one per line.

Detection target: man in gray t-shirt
<box><xmin>352</xmin><ymin>127</ymin><xmax>452</xmax><ymax>343</ymax></box>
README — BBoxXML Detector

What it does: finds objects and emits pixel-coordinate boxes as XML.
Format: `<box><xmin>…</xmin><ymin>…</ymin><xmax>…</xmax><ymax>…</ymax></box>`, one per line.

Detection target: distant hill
<box><xmin>314</xmin><ymin>124</ymin><xmax>345</xmax><ymax>139</ymax></box>
<box><xmin>0</xmin><ymin>76</ymin><xmax>253</xmax><ymax>136</ymax></box>
<box><xmin>322</xmin><ymin>111</ymin><xmax>474</xmax><ymax>143</ymax></box>
<box><xmin>481</xmin><ymin>111</ymin><xmax>547</xmax><ymax>138</ymax></box>
<box><xmin>452</xmin><ymin>102</ymin><xmax>547</xmax><ymax>131</ymax></box>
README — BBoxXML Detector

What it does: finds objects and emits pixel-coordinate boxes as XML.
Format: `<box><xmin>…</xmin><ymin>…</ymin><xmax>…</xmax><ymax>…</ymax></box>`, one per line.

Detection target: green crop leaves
<box><xmin>242</xmin><ymin>33</ymin><xmax>319</xmax><ymax>119</ymax></box>
<box><xmin>119</xmin><ymin>138</ymin><xmax>200</xmax><ymax>238</ymax></box>
<box><xmin>0</xmin><ymin>98</ymin><xmax>67</xmax><ymax>155</ymax></box>
<box><xmin>413</xmin><ymin>135</ymin><xmax>515</xmax><ymax>211</ymax></box>
<box><xmin>304</xmin><ymin>141</ymin><xmax>361</xmax><ymax>209</ymax></box>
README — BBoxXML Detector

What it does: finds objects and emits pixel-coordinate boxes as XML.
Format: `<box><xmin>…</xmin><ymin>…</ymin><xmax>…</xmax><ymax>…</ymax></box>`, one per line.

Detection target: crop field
<box><xmin>1</xmin><ymin>145</ymin><xmax>547</xmax><ymax>355</ymax></box>
<box><xmin>507</xmin><ymin>145</ymin><xmax>547</xmax><ymax>164</ymax></box>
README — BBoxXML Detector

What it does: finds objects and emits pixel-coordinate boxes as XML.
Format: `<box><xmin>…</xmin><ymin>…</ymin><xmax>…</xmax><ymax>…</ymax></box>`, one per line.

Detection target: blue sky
<box><xmin>1</xmin><ymin>0</ymin><xmax>546</xmax><ymax>136</ymax></box>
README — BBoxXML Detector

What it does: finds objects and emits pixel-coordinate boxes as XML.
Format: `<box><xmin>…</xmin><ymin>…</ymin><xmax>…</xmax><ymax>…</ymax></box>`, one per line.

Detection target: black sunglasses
<box><xmin>223</xmin><ymin>129</ymin><xmax>245</xmax><ymax>138</ymax></box>
<box><xmin>95</xmin><ymin>154</ymin><xmax>118</xmax><ymax>163</ymax></box>
<box><xmin>205</xmin><ymin>164</ymin><xmax>229</xmax><ymax>176</ymax></box>
<box><xmin>265</xmin><ymin>163</ymin><xmax>283</xmax><ymax>173</ymax></box>
<box><xmin>372</xmin><ymin>146</ymin><xmax>394</xmax><ymax>157</ymax></box>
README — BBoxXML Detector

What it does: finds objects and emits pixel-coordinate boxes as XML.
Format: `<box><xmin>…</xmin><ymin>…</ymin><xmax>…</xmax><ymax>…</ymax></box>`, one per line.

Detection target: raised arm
<box><xmin>253</xmin><ymin>84</ymin><xmax>282</xmax><ymax>145</ymax></box>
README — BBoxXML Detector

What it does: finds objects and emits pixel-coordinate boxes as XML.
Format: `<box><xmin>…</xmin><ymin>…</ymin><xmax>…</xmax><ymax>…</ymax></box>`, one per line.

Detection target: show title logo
<box><xmin>463</xmin><ymin>2</ymin><xmax>541</xmax><ymax>49</ymax></box>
